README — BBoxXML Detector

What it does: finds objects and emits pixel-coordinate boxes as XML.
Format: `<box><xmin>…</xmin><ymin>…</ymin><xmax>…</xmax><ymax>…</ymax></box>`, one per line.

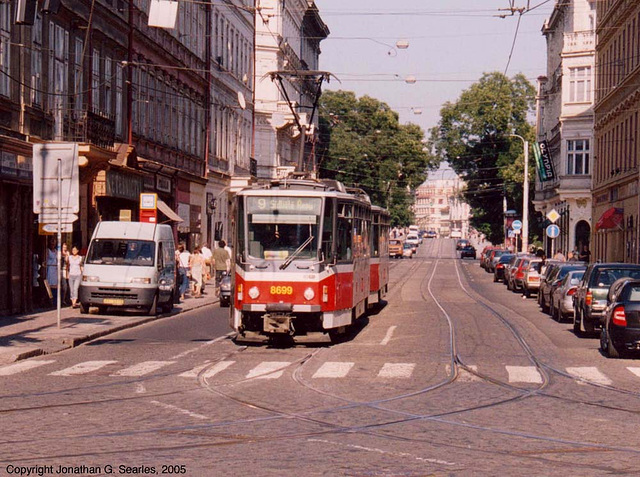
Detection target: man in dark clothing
<box><xmin>212</xmin><ymin>241</ymin><xmax>231</xmax><ymax>292</ymax></box>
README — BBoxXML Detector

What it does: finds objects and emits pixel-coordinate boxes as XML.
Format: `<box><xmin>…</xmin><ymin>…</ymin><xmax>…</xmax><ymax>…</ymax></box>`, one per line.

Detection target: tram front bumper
<box><xmin>263</xmin><ymin>313</ymin><xmax>295</xmax><ymax>334</ymax></box>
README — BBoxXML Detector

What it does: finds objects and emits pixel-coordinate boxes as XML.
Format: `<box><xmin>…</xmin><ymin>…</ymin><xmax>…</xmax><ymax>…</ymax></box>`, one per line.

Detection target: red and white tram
<box><xmin>229</xmin><ymin>178</ymin><xmax>389</xmax><ymax>340</ymax></box>
<box><xmin>369</xmin><ymin>205</ymin><xmax>390</xmax><ymax>307</ymax></box>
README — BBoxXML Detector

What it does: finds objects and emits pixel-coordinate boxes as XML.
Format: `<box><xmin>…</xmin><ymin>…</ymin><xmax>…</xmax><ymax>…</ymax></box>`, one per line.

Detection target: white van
<box><xmin>79</xmin><ymin>221</ymin><xmax>176</xmax><ymax>315</ymax></box>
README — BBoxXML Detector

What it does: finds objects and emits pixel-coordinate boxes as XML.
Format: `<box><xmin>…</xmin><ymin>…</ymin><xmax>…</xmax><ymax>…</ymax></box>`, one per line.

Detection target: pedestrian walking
<box><xmin>61</xmin><ymin>243</ymin><xmax>70</xmax><ymax>306</ymax></box>
<box><xmin>189</xmin><ymin>248</ymin><xmax>205</xmax><ymax>298</ymax></box>
<box><xmin>201</xmin><ymin>242</ymin><xmax>213</xmax><ymax>281</ymax></box>
<box><xmin>67</xmin><ymin>245</ymin><xmax>84</xmax><ymax>308</ymax></box>
<box><xmin>177</xmin><ymin>244</ymin><xmax>191</xmax><ymax>300</ymax></box>
<box><xmin>45</xmin><ymin>239</ymin><xmax>58</xmax><ymax>306</ymax></box>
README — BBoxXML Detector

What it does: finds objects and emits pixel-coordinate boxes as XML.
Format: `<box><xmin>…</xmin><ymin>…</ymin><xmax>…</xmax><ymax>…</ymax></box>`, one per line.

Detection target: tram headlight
<box><xmin>304</xmin><ymin>287</ymin><xmax>315</xmax><ymax>301</ymax></box>
<box><xmin>322</xmin><ymin>286</ymin><xmax>329</xmax><ymax>303</ymax></box>
<box><xmin>248</xmin><ymin>286</ymin><xmax>260</xmax><ymax>299</ymax></box>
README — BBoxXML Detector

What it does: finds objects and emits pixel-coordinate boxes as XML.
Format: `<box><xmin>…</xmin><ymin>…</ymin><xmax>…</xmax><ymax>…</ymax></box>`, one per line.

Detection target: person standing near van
<box><xmin>177</xmin><ymin>244</ymin><xmax>191</xmax><ymax>300</ymax></box>
<box><xmin>189</xmin><ymin>248</ymin><xmax>205</xmax><ymax>298</ymax></box>
<box><xmin>68</xmin><ymin>245</ymin><xmax>83</xmax><ymax>308</ymax></box>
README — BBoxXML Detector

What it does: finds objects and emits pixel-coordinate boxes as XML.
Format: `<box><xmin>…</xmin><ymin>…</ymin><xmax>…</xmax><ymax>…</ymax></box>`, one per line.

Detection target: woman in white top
<box><xmin>67</xmin><ymin>245</ymin><xmax>84</xmax><ymax>308</ymax></box>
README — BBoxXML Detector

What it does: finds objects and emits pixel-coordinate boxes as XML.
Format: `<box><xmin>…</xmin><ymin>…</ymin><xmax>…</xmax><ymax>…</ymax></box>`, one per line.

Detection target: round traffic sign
<box><xmin>512</xmin><ymin>220</ymin><xmax>522</xmax><ymax>231</ymax></box>
<box><xmin>546</xmin><ymin>224</ymin><xmax>560</xmax><ymax>239</ymax></box>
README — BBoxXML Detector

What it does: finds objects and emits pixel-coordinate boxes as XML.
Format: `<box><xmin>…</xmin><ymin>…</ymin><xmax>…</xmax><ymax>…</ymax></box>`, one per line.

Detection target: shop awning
<box><xmin>596</xmin><ymin>207</ymin><xmax>623</xmax><ymax>230</ymax></box>
<box><xmin>157</xmin><ymin>199</ymin><xmax>184</xmax><ymax>223</ymax></box>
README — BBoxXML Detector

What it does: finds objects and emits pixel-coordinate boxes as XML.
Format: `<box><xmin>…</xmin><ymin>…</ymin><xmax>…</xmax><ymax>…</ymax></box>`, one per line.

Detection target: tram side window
<box><xmin>322</xmin><ymin>199</ymin><xmax>334</xmax><ymax>261</ymax></box>
<box><xmin>372</xmin><ymin>221</ymin><xmax>380</xmax><ymax>257</ymax></box>
<box><xmin>237</xmin><ymin>200</ymin><xmax>246</xmax><ymax>261</ymax></box>
<box><xmin>337</xmin><ymin>217</ymin><xmax>353</xmax><ymax>261</ymax></box>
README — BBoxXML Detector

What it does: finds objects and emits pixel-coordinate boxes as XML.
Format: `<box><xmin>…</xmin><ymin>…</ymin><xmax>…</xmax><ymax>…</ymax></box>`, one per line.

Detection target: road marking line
<box><xmin>378</xmin><ymin>363</ymin><xmax>415</xmax><ymax>378</ymax></box>
<box><xmin>111</xmin><ymin>361</ymin><xmax>175</xmax><ymax>377</ymax></box>
<box><xmin>201</xmin><ymin>361</ymin><xmax>235</xmax><ymax>379</ymax></box>
<box><xmin>246</xmin><ymin>361</ymin><xmax>290</xmax><ymax>379</ymax></box>
<box><xmin>566</xmin><ymin>367</ymin><xmax>612</xmax><ymax>386</ymax></box>
<box><xmin>506</xmin><ymin>366</ymin><xmax>543</xmax><ymax>384</ymax></box>
<box><xmin>307</xmin><ymin>439</ymin><xmax>456</xmax><ymax>466</ymax></box>
<box><xmin>50</xmin><ymin>360</ymin><xmax>118</xmax><ymax>376</ymax></box>
<box><xmin>312</xmin><ymin>362</ymin><xmax>354</xmax><ymax>379</ymax></box>
<box><xmin>150</xmin><ymin>400</ymin><xmax>209</xmax><ymax>420</ymax></box>
<box><xmin>179</xmin><ymin>362</ymin><xmax>211</xmax><ymax>378</ymax></box>
<box><xmin>380</xmin><ymin>326</ymin><xmax>397</xmax><ymax>345</ymax></box>
<box><xmin>0</xmin><ymin>360</ymin><xmax>56</xmax><ymax>376</ymax></box>
<box><xmin>627</xmin><ymin>367</ymin><xmax>640</xmax><ymax>378</ymax></box>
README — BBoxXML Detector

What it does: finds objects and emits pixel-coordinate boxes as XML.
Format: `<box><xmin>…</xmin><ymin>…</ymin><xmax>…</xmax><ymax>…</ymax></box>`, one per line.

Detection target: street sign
<box><xmin>41</xmin><ymin>223</ymin><xmax>73</xmax><ymax>233</ymax></box>
<box><xmin>508</xmin><ymin>230</ymin><xmax>515</xmax><ymax>238</ymax></box>
<box><xmin>512</xmin><ymin>220</ymin><xmax>522</xmax><ymax>231</ymax></box>
<box><xmin>32</xmin><ymin>143</ymin><xmax>79</xmax><ymax>214</ymax></box>
<box><xmin>547</xmin><ymin>209</ymin><xmax>560</xmax><ymax>223</ymax></box>
<box><xmin>38</xmin><ymin>213</ymin><xmax>78</xmax><ymax>224</ymax></box>
<box><xmin>546</xmin><ymin>224</ymin><xmax>560</xmax><ymax>238</ymax></box>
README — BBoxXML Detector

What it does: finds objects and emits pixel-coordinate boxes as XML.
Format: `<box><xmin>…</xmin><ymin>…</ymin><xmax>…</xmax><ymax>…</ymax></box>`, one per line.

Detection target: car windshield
<box><xmin>499</xmin><ymin>255</ymin><xmax>514</xmax><ymax>263</ymax></box>
<box><xmin>86</xmin><ymin>239</ymin><xmax>155</xmax><ymax>266</ymax></box>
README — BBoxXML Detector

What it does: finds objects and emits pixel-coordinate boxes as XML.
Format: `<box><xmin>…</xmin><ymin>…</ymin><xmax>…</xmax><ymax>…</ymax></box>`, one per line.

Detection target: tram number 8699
<box><xmin>271</xmin><ymin>285</ymin><xmax>293</xmax><ymax>295</ymax></box>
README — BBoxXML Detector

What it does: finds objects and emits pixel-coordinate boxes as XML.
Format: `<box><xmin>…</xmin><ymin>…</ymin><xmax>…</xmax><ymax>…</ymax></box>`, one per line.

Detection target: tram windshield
<box><xmin>246</xmin><ymin>196</ymin><xmax>321</xmax><ymax>260</ymax></box>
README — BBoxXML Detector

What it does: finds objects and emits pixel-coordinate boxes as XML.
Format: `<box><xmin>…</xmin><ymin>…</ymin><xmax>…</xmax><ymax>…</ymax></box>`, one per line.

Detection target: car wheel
<box><xmin>524</xmin><ymin>288</ymin><xmax>531</xmax><ymax>298</ymax></box>
<box><xmin>148</xmin><ymin>294</ymin><xmax>158</xmax><ymax>316</ymax></box>
<box><xmin>541</xmin><ymin>295</ymin><xmax>549</xmax><ymax>314</ymax></box>
<box><xmin>79</xmin><ymin>302</ymin><xmax>89</xmax><ymax>314</ymax></box>
<box><xmin>493</xmin><ymin>274</ymin><xmax>498</xmax><ymax>283</ymax></box>
<box><xmin>97</xmin><ymin>305</ymin><xmax>108</xmax><ymax>314</ymax></box>
<box><xmin>549</xmin><ymin>300</ymin><xmax>555</xmax><ymax>319</ymax></box>
<box><xmin>573</xmin><ymin>307</ymin><xmax>582</xmax><ymax>335</ymax></box>
<box><xmin>603</xmin><ymin>328</ymin><xmax>622</xmax><ymax>359</ymax></box>
<box><xmin>537</xmin><ymin>292</ymin><xmax>543</xmax><ymax>307</ymax></box>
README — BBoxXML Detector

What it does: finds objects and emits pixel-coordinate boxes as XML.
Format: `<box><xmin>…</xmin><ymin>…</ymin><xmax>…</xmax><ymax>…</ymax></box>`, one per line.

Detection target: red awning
<box><xmin>596</xmin><ymin>207</ymin><xmax>624</xmax><ymax>230</ymax></box>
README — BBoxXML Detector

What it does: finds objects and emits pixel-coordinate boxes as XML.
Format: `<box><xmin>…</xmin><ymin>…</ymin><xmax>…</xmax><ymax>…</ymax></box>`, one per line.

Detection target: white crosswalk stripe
<box><xmin>313</xmin><ymin>362</ymin><xmax>354</xmax><ymax>378</ymax></box>
<box><xmin>246</xmin><ymin>362</ymin><xmax>291</xmax><ymax>380</ymax></box>
<box><xmin>505</xmin><ymin>366</ymin><xmax>543</xmax><ymax>384</ymax></box>
<box><xmin>627</xmin><ymin>367</ymin><xmax>640</xmax><ymax>378</ymax></box>
<box><xmin>111</xmin><ymin>361</ymin><xmax>175</xmax><ymax>377</ymax></box>
<box><xmin>179</xmin><ymin>361</ymin><xmax>236</xmax><ymax>379</ymax></box>
<box><xmin>378</xmin><ymin>363</ymin><xmax>415</xmax><ymax>378</ymax></box>
<box><xmin>50</xmin><ymin>361</ymin><xmax>117</xmax><ymax>376</ymax></box>
<box><xmin>566</xmin><ymin>367</ymin><xmax>612</xmax><ymax>386</ymax></box>
<box><xmin>0</xmin><ymin>360</ymin><xmax>56</xmax><ymax>376</ymax></box>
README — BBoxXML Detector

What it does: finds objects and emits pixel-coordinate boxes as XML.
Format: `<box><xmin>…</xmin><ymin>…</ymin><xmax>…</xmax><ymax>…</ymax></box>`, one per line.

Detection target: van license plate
<box><xmin>103</xmin><ymin>298</ymin><xmax>124</xmax><ymax>305</ymax></box>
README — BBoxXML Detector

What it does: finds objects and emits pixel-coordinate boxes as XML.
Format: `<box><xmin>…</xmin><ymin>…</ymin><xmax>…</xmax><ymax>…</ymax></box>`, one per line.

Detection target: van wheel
<box><xmin>148</xmin><ymin>295</ymin><xmax>158</xmax><ymax>316</ymax></box>
<box><xmin>573</xmin><ymin>308</ymin><xmax>582</xmax><ymax>335</ymax></box>
<box><xmin>79</xmin><ymin>302</ymin><xmax>89</xmax><ymax>314</ymax></box>
<box><xmin>161</xmin><ymin>298</ymin><xmax>173</xmax><ymax>313</ymax></box>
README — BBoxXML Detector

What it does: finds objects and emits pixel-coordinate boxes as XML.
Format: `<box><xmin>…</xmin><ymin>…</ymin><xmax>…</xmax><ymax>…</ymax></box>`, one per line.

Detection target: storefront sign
<box><xmin>534</xmin><ymin>141</ymin><xmax>556</xmax><ymax>182</ymax></box>
<box><xmin>156</xmin><ymin>175</ymin><xmax>172</xmax><ymax>193</ymax></box>
<box><xmin>106</xmin><ymin>170</ymin><xmax>142</xmax><ymax>201</ymax></box>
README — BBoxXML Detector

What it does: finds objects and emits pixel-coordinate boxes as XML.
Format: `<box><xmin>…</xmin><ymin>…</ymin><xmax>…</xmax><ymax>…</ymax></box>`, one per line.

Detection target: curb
<box><xmin>6</xmin><ymin>296</ymin><xmax>220</xmax><ymax>364</ymax></box>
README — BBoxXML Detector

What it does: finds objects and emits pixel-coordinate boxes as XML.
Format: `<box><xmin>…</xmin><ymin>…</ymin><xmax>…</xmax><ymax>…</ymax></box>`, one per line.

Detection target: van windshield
<box><xmin>87</xmin><ymin>239</ymin><xmax>156</xmax><ymax>266</ymax></box>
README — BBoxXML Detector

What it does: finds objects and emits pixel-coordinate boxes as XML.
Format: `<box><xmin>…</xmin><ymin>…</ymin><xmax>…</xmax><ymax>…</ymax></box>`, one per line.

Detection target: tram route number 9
<box><xmin>271</xmin><ymin>285</ymin><xmax>294</xmax><ymax>295</ymax></box>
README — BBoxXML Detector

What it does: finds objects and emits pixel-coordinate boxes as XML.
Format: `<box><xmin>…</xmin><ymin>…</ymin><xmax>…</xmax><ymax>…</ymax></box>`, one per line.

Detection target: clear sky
<box><xmin>314</xmin><ymin>0</ymin><xmax>556</xmax><ymax>136</ymax></box>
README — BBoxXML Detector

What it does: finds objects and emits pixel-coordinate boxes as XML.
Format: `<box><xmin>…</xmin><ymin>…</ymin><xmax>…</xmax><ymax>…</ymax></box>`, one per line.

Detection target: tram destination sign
<box><xmin>247</xmin><ymin>197</ymin><xmax>321</xmax><ymax>215</ymax></box>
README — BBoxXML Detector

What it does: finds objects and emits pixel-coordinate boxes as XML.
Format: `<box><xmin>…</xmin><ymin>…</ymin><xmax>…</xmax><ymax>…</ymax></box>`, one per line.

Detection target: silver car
<box><xmin>550</xmin><ymin>270</ymin><xmax>585</xmax><ymax>322</ymax></box>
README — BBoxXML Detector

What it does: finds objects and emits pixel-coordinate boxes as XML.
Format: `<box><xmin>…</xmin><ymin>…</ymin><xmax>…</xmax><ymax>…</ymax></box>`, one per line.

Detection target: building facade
<box><xmin>534</xmin><ymin>0</ymin><xmax>596</xmax><ymax>258</ymax></box>
<box><xmin>0</xmin><ymin>0</ymin><xmax>257</xmax><ymax>315</ymax></box>
<box><xmin>414</xmin><ymin>164</ymin><xmax>470</xmax><ymax>238</ymax></box>
<box><xmin>253</xmin><ymin>0</ymin><xmax>328</xmax><ymax>179</ymax></box>
<box><xmin>592</xmin><ymin>0</ymin><xmax>640</xmax><ymax>263</ymax></box>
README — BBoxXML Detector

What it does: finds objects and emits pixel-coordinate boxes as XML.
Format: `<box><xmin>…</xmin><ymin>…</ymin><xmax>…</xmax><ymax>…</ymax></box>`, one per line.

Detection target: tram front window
<box><xmin>246</xmin><ymin>197</ymin><xmax>321</xmax><ymax>260</ymax></box>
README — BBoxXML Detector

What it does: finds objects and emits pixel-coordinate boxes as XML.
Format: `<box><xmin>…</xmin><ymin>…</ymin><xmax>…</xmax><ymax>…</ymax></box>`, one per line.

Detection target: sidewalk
<box><xmin>0</xmin><ymin>284</ymin><xmax>220</xmax><ymax>366</ymax></box>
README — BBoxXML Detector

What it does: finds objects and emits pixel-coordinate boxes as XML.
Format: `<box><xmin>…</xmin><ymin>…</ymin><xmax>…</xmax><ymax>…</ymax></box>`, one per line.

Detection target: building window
<box><xmin>49</xmin><ymin>24</ymin><xmax>69</xmax><ymax>139</ymax></box>
<box><xmin>0</xmin><ymin>3</ymin><xmax>10</xmax><ymax>97</ymax></box>
<box><xmin>569</xmin><ymin>66</ymin><xmax>592</xmax><ymax>102</ymax></box>
<box><xmin>567</xmin><ymin>139</ymin><xmax>590</xmax><ymax>175</ymax></box>
<box><xmin>92</xmin><ymin>48</ymin><xmax>100</xmax><ymax>111</ymax></box>
<box><xmin>31</xmin><ymin>14</ymin><xmax>43</xmax><ymax>106</ymax></box>
<box><xmin>115</xmin><ymin>62</ymin><xmax>123</xmax><ymax>137</ymax></box>
<box><xmin>74</xmin><ymin>38</ymin><xmax>83</xmax><ymax>116</ymax></box>
<box><xmin>104</xmin><ymin>56</ymin><xmax>112</xmax><ymax>116</ymax></box>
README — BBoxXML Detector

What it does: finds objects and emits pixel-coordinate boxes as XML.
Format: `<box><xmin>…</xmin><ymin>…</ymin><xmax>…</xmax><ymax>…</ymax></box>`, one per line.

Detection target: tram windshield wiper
<box><xmin>279</xmin><ymin>235</ymin><xmax>315</xmax><ymax>270</ymax></box>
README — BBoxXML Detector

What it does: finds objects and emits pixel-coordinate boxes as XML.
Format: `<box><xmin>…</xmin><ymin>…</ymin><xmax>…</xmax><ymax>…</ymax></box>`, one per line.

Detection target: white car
<box><xmin>405</xmin><ymin>234</ymin><xmax>420</xmax><ymax>247</ymax></box>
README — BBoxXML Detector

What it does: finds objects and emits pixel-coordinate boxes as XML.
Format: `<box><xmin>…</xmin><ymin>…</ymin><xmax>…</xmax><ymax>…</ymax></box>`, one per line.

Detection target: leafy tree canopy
<box><xmin>318</xmin><ymin>90</ymin><xmax>435</xmax><ymax>226</ymax></box>
<box><xmin>429</xmin><ymin>72</ymin><xmax>539</xmax><ymax>244</ymax></box>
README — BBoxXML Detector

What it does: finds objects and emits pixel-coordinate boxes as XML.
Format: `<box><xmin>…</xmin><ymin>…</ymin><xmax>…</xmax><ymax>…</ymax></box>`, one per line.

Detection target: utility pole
<box><xmin>510</xmin><ymin>134</ymin><xmax>529</xmax><ymax>253</ymax></box>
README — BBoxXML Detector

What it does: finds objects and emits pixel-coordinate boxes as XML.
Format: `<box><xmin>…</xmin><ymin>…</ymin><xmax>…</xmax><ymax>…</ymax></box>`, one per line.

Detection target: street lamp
<box><xmin>510</xmin><ymin>134</ymin><xmax>529</xmax><ymax>253</ymax></box>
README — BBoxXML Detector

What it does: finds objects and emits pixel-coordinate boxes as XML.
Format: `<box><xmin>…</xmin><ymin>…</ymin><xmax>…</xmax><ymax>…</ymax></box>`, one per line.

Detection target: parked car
<box><xmin>600</xmin><ymin>278</ymin><xmax>640</xmax><ymax>358</ymax></box>
<box><xmin>389</xmin><ymin>239</ymin><xmax>404</xmax><ymax>258</ymax></box>
<box><xmin>219</xmin><ymin>273</ymin><xmax>232</xmax><ymax>307</ymax></box>
<box><xmin>522</xmin><ymin>258</ymin><xmax>543</xmax><ymax>297</ymax></box>
<box><xmin>508</xmin><ymin>256</ymin><xmax>533</xmax><ymax>292</ymax></box>
<box><xmin>503</xmin><ymin>255</ymin><xmax>520</xmax><ymax>288</ymax></box>
<box><xmin>425</xmin><ymin>231</ymin><xmax>437</xmax><ymax>239</ymax></box>
<box><xmin>480</xmin><ymin>246</ymin><xmax>497</xmax><ymax>270</ymax></box>
<box><xmin>487</xmin><ymin>249</ymin><xmax>510</xmax><ymax>273</ymax></box>
<box><xmin>460</xmin><ymin>245</ymin><xmax>476</xmax><ymax>259</ymax></box>
<box><xmin>574</xmin><ymin>263</ymin><xmax>640</xmax><ymax>336</ymax></box>
<box><xmin>456</xmin><ymin>239</ymin><xmax>470</xmax><ymax>251</ymax></box>
<box><xmin>539</xmin><ymin>263</ymin><xmax>586</xmax><ymax>313</ymax></box>
<box><xmin>550</xmin><ymin>270</ymin><xmax>584</xmax><ymax>322</ymax></box>
<box><xmin>493</xmin><ymin>254</ymin><xmax>515</xmax><ymax>282</ymax></box>
<box><xmin>402</xmin><ymin>242</ymin><xmax>414</xmax><ymax>259</ymax></box>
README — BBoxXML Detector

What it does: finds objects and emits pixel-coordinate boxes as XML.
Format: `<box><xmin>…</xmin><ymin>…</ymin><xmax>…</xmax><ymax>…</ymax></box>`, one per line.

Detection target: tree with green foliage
<box><xmin>318</xmin><ymin>90</ymin><xmax>434</xmax><ymax>226</ymax></box>
<box><xmin>429</xmin><ymin>72</ymin><xmax>540</xmax><ymax>245</ymax></box>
